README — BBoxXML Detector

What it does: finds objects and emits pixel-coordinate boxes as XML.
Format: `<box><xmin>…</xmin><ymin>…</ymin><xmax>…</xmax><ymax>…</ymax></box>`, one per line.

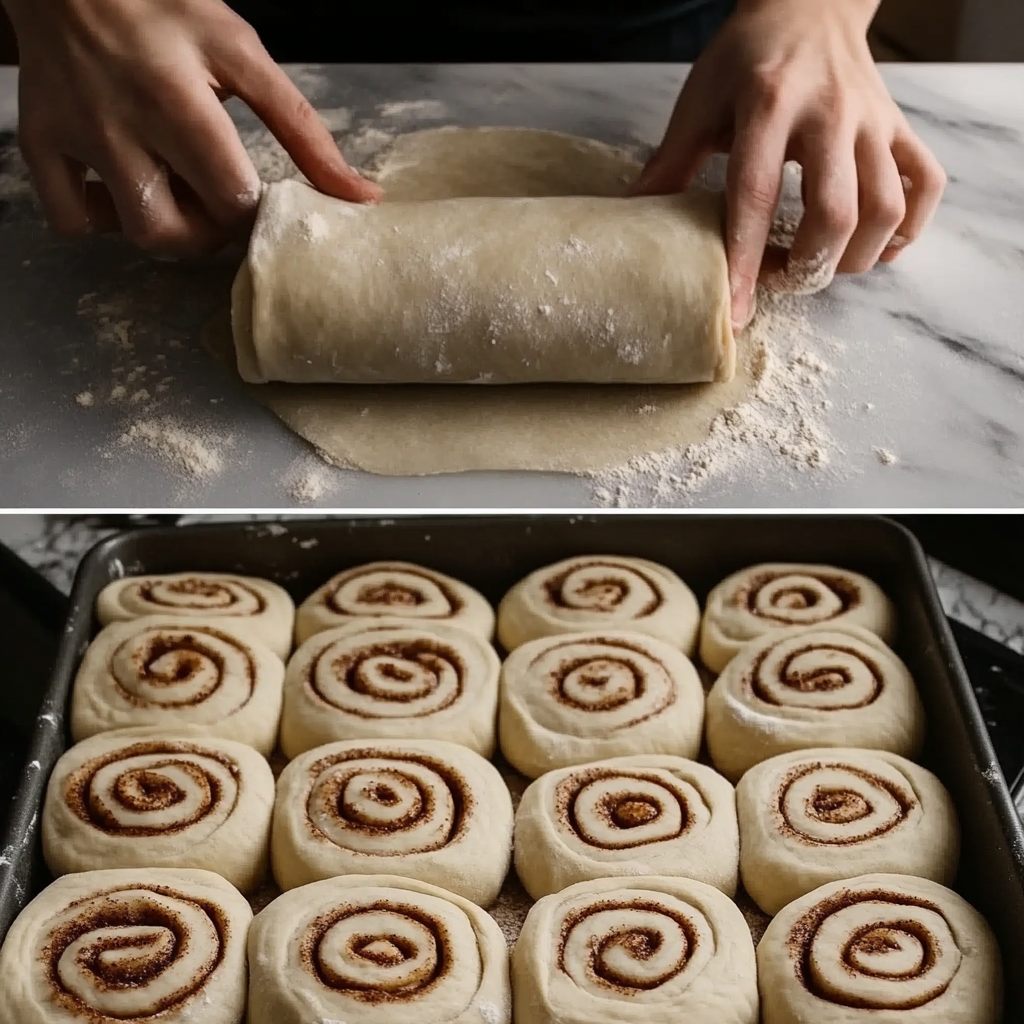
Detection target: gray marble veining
<box><xmin>0</xmin><ymin>64</ymin><xmax>1022</xmax><ymax>507</ymax></box>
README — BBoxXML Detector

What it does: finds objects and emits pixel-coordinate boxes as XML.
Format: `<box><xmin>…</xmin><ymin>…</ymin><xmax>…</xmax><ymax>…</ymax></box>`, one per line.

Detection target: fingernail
<box><xmin>730</xmin><ymin>282</ymin><xmax>751</xmax><ymax>333</ymax></box>
<box><xmin>631</xmin><ymin>157</ymin><xmax>663</xmax><ymax>196</ymax></box>
<box><xmin>887</xmin><ymin>233</ymin><xmax>909</xmax><ymax>250</ymax></box>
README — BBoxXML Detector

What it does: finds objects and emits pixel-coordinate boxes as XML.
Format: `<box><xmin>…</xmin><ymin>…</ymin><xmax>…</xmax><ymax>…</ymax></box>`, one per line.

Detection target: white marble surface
<box><xmin>2</xmin><ymin>513</ymin><xmax>1022</xmax><ymax>655</ymax></box>
<box><xmin>0</xmin><ymin>64</ymin><xmax>1022</xmax><ymax>507</ymax></box>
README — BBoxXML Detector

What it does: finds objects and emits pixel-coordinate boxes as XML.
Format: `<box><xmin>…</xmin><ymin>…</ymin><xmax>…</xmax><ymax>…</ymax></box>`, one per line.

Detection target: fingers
<box><xmin>725</xmin><ymin>108</ymin><xmax>790</xmax><ymax>329</ymax></box>
<box><xmin>91</xmin><ymin>146</ymin><xmax>230</xmax><ymax>256</ymax></box>
<box><xmin>880</xmin><ymin>128</ymin><xmax>946</xmax><ymax>263</ymax></box>
<box><xmin>837</xmin><ymin>132</ymin><xmax>905</xmax><ymax>273</ymax></box>
<box><xmin>765</xmin><ymin>119</ymin><xmax>858</xmax><ymax>295</ymax></box>
<box><xmin>218</xmin><ymin>32</ymin><xmax>382</xmax><ymax>204</ymax></box>
<box><xmin>21</xmin><ymin>145</ymin><xmax>89</xmax><ymax>235</ymax></box>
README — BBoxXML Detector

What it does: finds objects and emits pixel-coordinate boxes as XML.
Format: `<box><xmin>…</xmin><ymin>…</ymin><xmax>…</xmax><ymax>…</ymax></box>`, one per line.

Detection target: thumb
<box><xmin>224</xmin><ymin>51</ymin><xmax>383</xmax><ymax>204</ymax></box>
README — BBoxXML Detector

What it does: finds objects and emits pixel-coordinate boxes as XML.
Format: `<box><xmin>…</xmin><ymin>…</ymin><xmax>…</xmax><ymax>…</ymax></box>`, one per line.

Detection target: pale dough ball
<box><xmin>497</xmin><ymin>554</ymin><xmax>700</xmax><ymax>653</ymax></box>
<box><xmin>248</xmin><ymin>874</ymin><xmax>511</xmax><ymax>1024</ymax></box>
<box><xmin>499</xmin><ymin>629</ymin><xmax>705</xmax><ymax>779</ymax></box>
<box><xmin>700</xmin><ymin>562</ymin><xmax>896</xmax><ymax>673</ymax></box>
<box><xmin>0</xmin><ymin>867</ymin><xmax>251</xmax><ymax>1024</ymax></box>
<box><xmin>757</xmin><ymin>873</ymin><xmax>1002</xmax><ymax>1024</ymax></box>
<box><xmin>705</xmin><ymin>625</ymin><xmax>925</xmax><ymax>782</ymax></box>
<box><xmin>513</xmin><ymin>875</ymin><xmax>759</xmax><ymax>1024</ymax></box>
<box><xmin>294</xmin><ymin>561</ymin><xmax>495</xmax><ymax>645</ymax></box>
<box><xmin>41</xmin><ymin>726</ymin><xmax>275</xmax><ymax>893</ymax></box>
<box><xmin>737</xmin><ymin>747</ymin><xmax>959</xmax><ymax>915</ymax></box>
<box><xmin>70</xmin><ymin>616</ymin><xmax>285</xmax><ymax>755</ymax></box>
<box><xmin>271</xmin><ymin>738</ymin><xmax>513</xmax><ymax>907</ymax></box>
<box><xmin>514</xmin><ymin>754</ymin><xmax>738</xmax><ymax>900</ymax></box>
<box><xmin>96</xmin><ymin>572</ymin><xmax>295</xmax><ymax>660</ymax></box>
<box><xmin>279</xmin><ymin>618</ymin><xmax>500</xmax><ymax>760</ymax></box>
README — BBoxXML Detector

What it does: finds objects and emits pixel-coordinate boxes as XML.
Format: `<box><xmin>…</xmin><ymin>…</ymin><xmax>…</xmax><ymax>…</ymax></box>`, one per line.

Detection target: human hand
<box><xmin>633</xmin><ymin>0</ymin><xmax>946</xmax><ymax>331</ymax></box>
<box><xmin>3</xmin><ymin>0</ymin><xmax>382</xmax><ymax>256</ymax></box>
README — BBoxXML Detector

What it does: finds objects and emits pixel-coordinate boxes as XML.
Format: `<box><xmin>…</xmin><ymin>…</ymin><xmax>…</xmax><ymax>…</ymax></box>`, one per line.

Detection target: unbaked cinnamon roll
<box><xmin>70</xmin><ymin>616</ymin><xmax>285</xmax><ymax>755</ymax></box>
<box><xmin>247</xmin><ymin>874</ymin><xmax>511</xmax><ymax>1024</ymax></box>
<box><xmin>279</xmin><ymin>619</ymin><xmax>500</xmax><ymax>759</ymax></box>
<box><xmin>513</xmin><ymin>875</ymin><xmax>758</xmax><ymax>1024</ymax></box>
<box><xmin>97</xmin><ymin>573</ymin><xmax>295</xmax><ymax>660</ymax></box>
<box><xmin>757</xmin><ymin>874</ymin><xmax>1001</xmax><ymax>1023</ymax></box>
<box><xmin>295</xmin><ymin>562</ymin><xmax>495</xmax><ymax>645</ymax></box>
<box><xmin>497</xmin><ymin>554</ymin><xmax>700</xmax><ymax>653</ymax></box>
<box><xmin>705</xmin><ymin>624</ymin><xmax>925</xmax><ymax>781</ymax></box>
<box><xmin>0</xmin><ymin>867</ymin><xmax>251</xmax><ymax>1024</ymax></box>
<box><xmin>514</xmin><ymin>754</ymin><xmax>738</xmax><ymax>900</ymax></box>
<box><xmin>499</xmin><ymin>629</ymin><xmax>705</xmax><ymax>778</ymax></box>
<box><xmin>700</xmin><ymin>562</ymin><xmax>896</xmax><ymax>673</ymax></box>
<box><xmin>42</xmin><ymin>727</ymin><xmax>275</xmax><ymax>893</ymax></box>
<box><xmin>271</xmin><ymin>738</ymin><xmax>513</xmax><ymax>907</ymax></box>
<box><xmin>737</xmin><ymin>747</ymin><xmax>959</xmax><ymax>914</ymax></box>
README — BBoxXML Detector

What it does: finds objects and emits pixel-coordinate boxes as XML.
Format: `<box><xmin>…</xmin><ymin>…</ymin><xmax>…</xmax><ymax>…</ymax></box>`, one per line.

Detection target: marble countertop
<box><xmin>2</xmin><ymin>512</ymin><xmax>1022</xmax><ymax>655</ymax></box>
<box><xmin>1</xmin><ymin>64</ymin><xmax>1022</xmax><ymax>507</ymax></box>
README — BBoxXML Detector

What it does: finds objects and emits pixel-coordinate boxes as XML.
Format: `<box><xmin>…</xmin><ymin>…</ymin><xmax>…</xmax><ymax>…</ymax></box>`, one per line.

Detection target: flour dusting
<box><xmin>118</xmin><ymin>419</ymin><xmax>226</xmax><ymax>480</ymax></box>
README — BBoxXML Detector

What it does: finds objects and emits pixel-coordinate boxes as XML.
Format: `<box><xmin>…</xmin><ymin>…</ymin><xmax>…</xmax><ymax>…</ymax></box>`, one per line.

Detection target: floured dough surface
<box><xmin>210</xmin><ymin>127</ymin><xmax>753</xmax><ymax>475</ymax></box>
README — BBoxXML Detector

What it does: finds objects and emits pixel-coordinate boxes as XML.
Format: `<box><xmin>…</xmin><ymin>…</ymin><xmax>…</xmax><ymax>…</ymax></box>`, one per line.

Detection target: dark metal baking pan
<box><xmin>2</xmin><ymin>514</ymin><xmax>1022</xmax><ymax>1010</ymax></box>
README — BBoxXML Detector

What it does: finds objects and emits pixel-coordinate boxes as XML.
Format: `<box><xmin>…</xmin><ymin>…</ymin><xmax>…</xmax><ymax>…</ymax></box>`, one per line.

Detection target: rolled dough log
<box><xmin>233</xmin><ymin>182</ymin><xmax>735</xmax><ymax>386</ymax></box>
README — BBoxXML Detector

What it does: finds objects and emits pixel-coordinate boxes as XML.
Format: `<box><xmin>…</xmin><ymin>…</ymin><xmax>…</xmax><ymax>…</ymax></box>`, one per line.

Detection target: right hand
<box><xmin>4</xmin><ymin>0</ymin><xmax>382</xmax><ymax>256</ymax></box>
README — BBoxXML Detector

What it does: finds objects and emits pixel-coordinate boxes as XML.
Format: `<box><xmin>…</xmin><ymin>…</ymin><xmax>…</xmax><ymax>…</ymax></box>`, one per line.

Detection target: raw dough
<box><xmin>705</xmin><ymin>625</ymin><xmax>926</xmax><ymax>782</ymax></box>
<box><xmin>497</xmin><ymin>554</ymin><xmax>700</xmax><ymax>652</ymax></box>
<box><xmin>97</xmin><ymin>572</ymin><xmax>295</xmax><ymax>661</ymax></box>
<box><xmin>70</xmin><ymin>616</ymin><xmax>285</xmax><ymax>755</ymax></box>
<box><xmin>0</xmin><ymin>867</ymin><xmax>251</xmax><ymax>1024</ymax></box>
<box><xmin>757</xmin><ymin>873</ymin><xmax>1001</xmax><ymax>1023</ymax></box>
<box><xmin>279</xmin><ymin>619</ymin><xmax>501</xmax><ymax>759</ymax></box>
<box><xmin>207</xmin><ymin>127</ymin><xmax>757</xmax><ymax>475</ymax></box>
<box><xmin>513</xmin><ymin>754</ymin><xmax>738</xmax><ymax>900</ymax></box>
<box><xmin>512</xmin><ymin>875</ymin><xmax>759</xmax><ymax>1024</ymax></box>
<box><xmin>271</xmin><ymin>738</ymin><xmax>513</xmax><ymax>907</ymax></box>
<box><xmin>295</xmin><ymin>561</ymin><xmax>494</xmax><ymax>644</ymax></box>
<box><xmin>247</xmin><ymin>874</ymin><xmax>511</xmax><ymax>1024</ymax></box>
<box><xmin>42</xmin><ymin>727</ymin><xmax>275</xmax><ymax>893</ymax></box>
<box><xmin>499</xmin><ymin>629</ymin><xmax>705</xmax><ymax>779</ymax></box>
<box><xmin>737</xmin><ymin>747</ymin><xmax>959</xmax><ymax>915</ymax></box>
<box><xmin>700</xmin><ymin>562</ymin><xmax>896</xmax><ymax>674</ymax></box>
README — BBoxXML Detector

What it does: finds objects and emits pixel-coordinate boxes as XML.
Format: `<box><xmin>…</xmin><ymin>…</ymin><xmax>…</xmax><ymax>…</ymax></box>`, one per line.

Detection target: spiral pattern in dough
<box><xmin>705</xmin><ymin>626</ymin><xmax>925</xmax><ymax>782</ymax></box>
<box><xmin>497</xmin><ymin>555</ymin><xmax>700</xmax><ymax>653</ymax></box>
<box><xmin>514</xmin><ymin>876</ymin><xmax>758</xmax><ymax>1024</ymax></box>
<box><xmin>272</xmin><ymin>740</ymin><xmax>513</xmax><ymax>906</ymax></box>
<box><xmin>70</xmin><ymin>618</ymin><xmax>285</xmax><ymax>754</ymax></box>
<box><xmin>757</xmin><ymin>875</ymin><xmax>1002</xmax><ymax>1024</ymax></box>
<box><xmin>247</xmin><ymin>875</ymin><xmax>511</xmax><ymax>1024</ymax></box>
<box><xmin>295</xmin><ymin>562</ymin><xmax>495</xmax><ymax>645</ymax></box>
<box><xmin>0</xmin><ymin>869</ymin><xmax>251</xmax><ymax>1024</ymax></box>
<box><xmin>699</xmin><ymin>562</ymin><xmax>896</xmax><ymax>673</ymax></box>
<box><xmin>499</xmin><ymin>631</ymin><xmax>705</xmax><ymax>778</ymax></box>
<box><xmin>66</xmin><ymin>740</ymin><xmax>239</xmax><ymax>838</ymax></box>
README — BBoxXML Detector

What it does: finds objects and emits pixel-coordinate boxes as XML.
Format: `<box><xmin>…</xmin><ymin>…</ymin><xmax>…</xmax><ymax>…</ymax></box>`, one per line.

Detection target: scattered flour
<box><xmin>763</xmin><ymin>249</ymin><xmax>836</xmax><ymax>295</ymax></box>
<box><xmin>378</xmin><ymin>99</ymin><xmax>448</xmax><ymax>119</ymax></box>
<box><xmin>75</xmin><ymin>392</ymin><xmax>94</xmax><ymax>407</ymax></box>
<box><xmin>118</xmin><ymin>419</ymin><xmax>225</xmax><ymax>480</ymax></box>
<box><xmin>589</xmin><ymin>288</ymin><xmax>844</xmax><ymax>507</ymax></box>
<box><xmin>298</xmin><ymin>211</ymin><xmax>330</xmax><ymax>243</ymax></box>
<box><xmin>287</xmin><ymin>463</ymin><xmax>332</xmax><ymax>504</ymax></box>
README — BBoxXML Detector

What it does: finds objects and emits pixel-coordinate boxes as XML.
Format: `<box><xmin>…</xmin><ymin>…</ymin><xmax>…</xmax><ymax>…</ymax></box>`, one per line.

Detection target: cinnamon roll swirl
<box><xmin>42</xmin><ymin>727</ymin><xmax>276</xmax><ymax>893</ymax></box>
<box><xmin>247</xmin><ymin>874</ymin><xmax>510</xmax><ymax>1024</ymax></box>
<box><xmin>97</xmin><ymin>573</ymin><xmax>295</xmax><ymax>660</ymax></box>
<box><xmin>295</xmin><ymin>562</ymin><xmax>495</xmax><ymax>645</ymax></box>
<box><xmin>700</xmin><ymin>562</ymin><xmax>896</xmax><ymax>673</ymax></box>
<box><xmin>279</xmin><ymin>619</ymin><xmax>501</xmax><ymax>760</ymax></box>
<box><xmin>513</xmin><ymin>875</ymin><xmax>758</xmax><ymax>1024</ymax></box>
<box><xmin>737</xmin><ymin>748</ymin><xmax>959</xmax><ymax>915</ymax></box>
<box><xmin>497</xmin><ymin>555</ymin><xmax>700</xmax><ymax>654</ymax></box>
<box><xmin>758</xmin><ymin>874</ymin><xmax>1002</xmax><ymax>1023</ymax></box>
<box><xmin>705</xmin><ymin>625</ymin><xmax>925</xmax><ymax>782</ymax></box>
<box><xmin>498</xmin><ymin>629</ymin><xmax>705</xmax><ymax>779</ymax></box>
<box><xmin>0</xmin><ymin>867</ymin><xmax>251</xmax><ymax>1024</ymax></box>
<box><xmin>514</xmin><ymin>755</ymin><xmax>738</xmax><ymax>900</ymax></box>
<box><xmin>272</xmin><ymin>739</ymin><xmax>513</xmax><ymax>907</ymax></box>
<box><xmin>70</xmin><ymin>617</ymin><xmax>285</xmax><ymax>755</ymax></box>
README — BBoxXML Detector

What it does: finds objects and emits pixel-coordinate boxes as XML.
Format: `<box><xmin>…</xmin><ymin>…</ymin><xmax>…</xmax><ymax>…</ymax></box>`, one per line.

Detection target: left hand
<box><xmin>633</xmin><ymin>0</ymin><xmax>947</xmax><ymax>331</ymax></box>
